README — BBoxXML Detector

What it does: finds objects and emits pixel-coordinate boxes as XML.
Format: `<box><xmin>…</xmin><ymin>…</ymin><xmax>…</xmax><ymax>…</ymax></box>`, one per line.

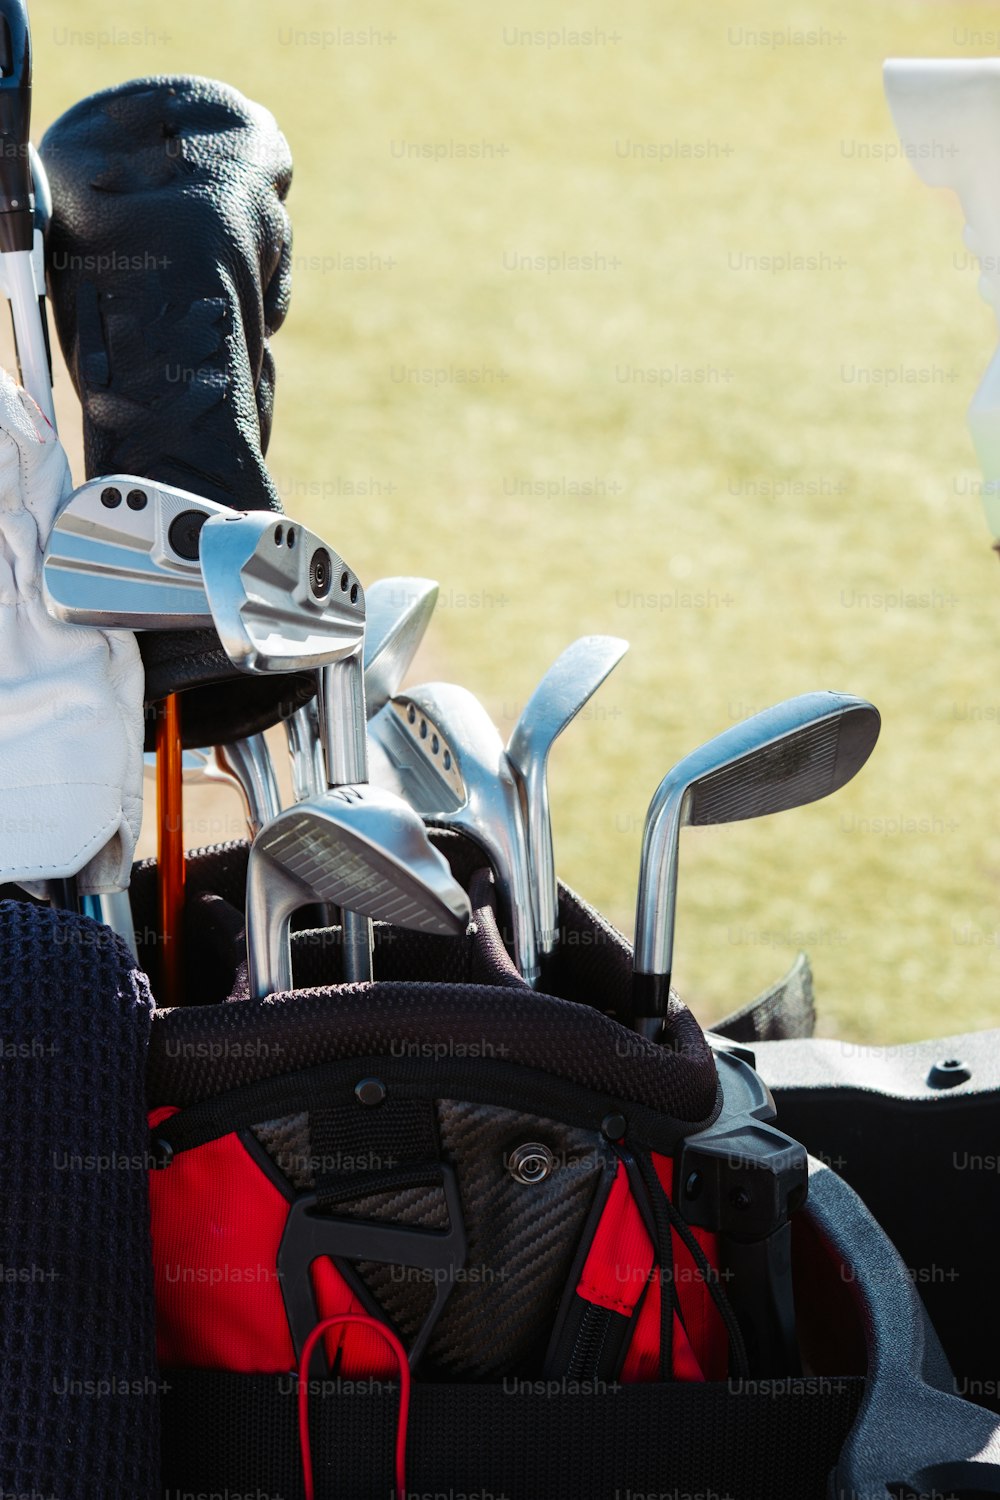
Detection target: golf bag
<box><xmin>127</xmin><ymin>839</ymin><xmax>859</xmax><ymax>1499</ymax></box>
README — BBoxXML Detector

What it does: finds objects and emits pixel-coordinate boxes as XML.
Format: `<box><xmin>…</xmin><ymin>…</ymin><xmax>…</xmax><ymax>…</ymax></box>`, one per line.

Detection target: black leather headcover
<box><xmin>40</xmin><ymin>75</ymin><xmax>313</xmax><ymax>747</ymax></box>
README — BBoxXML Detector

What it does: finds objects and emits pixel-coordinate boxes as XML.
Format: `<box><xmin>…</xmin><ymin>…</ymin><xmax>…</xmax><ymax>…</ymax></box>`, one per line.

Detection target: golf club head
<box><xmin>213</xmin><ymin>735</ymin><xmax>282</xmax><ymax>839</ymax></box>
<box><xmin>245</xmin><ymin>782</ymin><xmax>472</xmax><ymax>999</ymax></box>
<box><xmin>632</xmin><ymin>691</ymin><xmax>881</xmax><ymax>1030</ymax></box>
<box><xmin>368</xmin><ymin>681</ymin><xmax>539</xmax><ymax>985</ymax></box>
<box><xmin>506</xmin><ymin>635</ymin><xmax>628</xmax><ymax>954</ymax></box>
<box><xmin>143</xmin><ymin>748</ymin><xmax>216</xmax><ymax>785</ymax></box>
<box><xmin>363</xmin><ymin>577</ymin><xmax>439</xmax><ymax>715</ymax></box>
<box><xmin>199</xmin><ymin>510</ymin><xmax>365</xmax><ymax>674</ymax></box>
<box><xmin>43</xmin><ymin>476</ymin><xmax>227</xmax><ymax>627</ymax></box>
<box><xmin>144</xmin><ymin>736</ymin><xmax>281</xmax><ymax>838</ymax></box>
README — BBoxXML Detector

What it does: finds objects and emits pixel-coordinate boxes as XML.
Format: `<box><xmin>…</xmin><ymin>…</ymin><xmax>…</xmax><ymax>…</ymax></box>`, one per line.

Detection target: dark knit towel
<box><xmin>0</xmin><ymin>901</ymin><xmax>159</xmax><ymax>1497</ymax></box>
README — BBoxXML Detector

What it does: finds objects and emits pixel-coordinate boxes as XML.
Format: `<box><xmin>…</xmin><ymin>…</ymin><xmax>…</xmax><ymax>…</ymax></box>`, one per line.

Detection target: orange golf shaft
<box><xmin>156</xmin><ymin>693</ymin><xmax>185</xmax><ymax>1005</ymax></box>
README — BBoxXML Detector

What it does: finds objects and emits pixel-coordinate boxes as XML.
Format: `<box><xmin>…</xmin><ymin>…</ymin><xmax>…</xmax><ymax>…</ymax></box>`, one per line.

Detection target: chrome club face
<box><xmin>43</xmin><ymin>476</ymin><xmax>229</xmax><ymax>627</ymax></box>
<box><xmin>363</xmin><ymin>577</ymin><xmax>438</xmax><ymax>716</ymax></box>
<box><xmin>198</xmin><ymin>510</ymin><xmax>365</xmax><ymax>673</ymax></box>
<box><xmin>245</xmin><ymin>783</ymin><xmax>472</xmax><ymax>1000</ymax></box>
<box><xmin>506</xmin><ymin>636</ymin><xmax>628</xmax><ymax>958</ymax></box>
<box><xmin>368</xmin><ymin>682</ymin><xmax>539</xmax><ymax>986</ymax></box>
<box><xmin>631</xmin><ymin>691</ymin><xmax>881</xmax><ymax>1037</ymax></box>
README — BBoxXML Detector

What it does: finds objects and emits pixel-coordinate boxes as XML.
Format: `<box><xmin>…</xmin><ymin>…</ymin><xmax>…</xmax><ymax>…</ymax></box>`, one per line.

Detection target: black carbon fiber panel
<box><xmin>250</xmin><ymin>1101</ymin><xmax>613</xmax><ymax>1377</ymax></box>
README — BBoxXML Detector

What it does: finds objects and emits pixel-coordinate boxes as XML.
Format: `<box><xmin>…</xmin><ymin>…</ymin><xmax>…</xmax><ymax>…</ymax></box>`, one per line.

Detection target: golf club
<box><xmin>363</xmin><ymin>576</ymin><xmax>438</xmax><ymax>716</ymax></box>
<box><xmin>368</xmin><ymin>682</ymin><xmax>539</xmax><ymax>986</ymax></box>
<box><xmin>143</xmin><ymin>734</ymin><xmax>282</xmax><ymax>844</ymax></box>
<box><xmin>0</xmin><ymin>0</ymin><xmax>54</xmax><ymax>425</ymax></box>
<box><xmin>198</xmin><ymin>509</ymin><xmax>375</xmax><ymax>978</ymax></box>
<box><xmin>282</xmin><ymin>575</ymin><xmax>438</xmax><ymax>800</ymax></box>
<box><xmin>245</xmin><ymin>783</ymin><xmax>471</xmax><ymax>999</ymax></box>
<box><xmin>506</xmin><ymin>635</ymin><xmax>628</xmax><ymax>958</ymax></box>
<box><xmin>42</xmin><ymin>475</ymin><xmax>229</xmax><ymax>627</ymax></box>
<box><xmin>630</xmin><ymin>691</ymin><xmax>881</xmax><ymax>1038</ymax></box>
<box><xmin>0</xmin><ymin>13</ymin><xmax>140</xmax><ymax>953</ymax></box>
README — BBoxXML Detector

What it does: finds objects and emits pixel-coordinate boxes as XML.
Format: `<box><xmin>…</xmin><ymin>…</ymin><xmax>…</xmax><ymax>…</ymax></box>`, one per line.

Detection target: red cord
<box><xmin>298</xmin><ymin>1315</ymin><xmax>411</xmax><ymax>1500</ymax></box>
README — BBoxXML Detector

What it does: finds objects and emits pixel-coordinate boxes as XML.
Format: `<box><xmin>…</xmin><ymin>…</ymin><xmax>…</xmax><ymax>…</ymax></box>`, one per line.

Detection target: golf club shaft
<box><xmin>214</xmin><ymin>734</ymin><xmax>281</xmax><ymax>839</ymax></box>
<box><xmin>156</xmin><ymin>693</ymin><xmax>185</xmax><ymax>1005</ymax></box>
<box><xmin>318</xmin><ymin>652</ymin><xmax>372</xmax><ymax>980</ymax></box>
<box><xmin>0</xmin><ymin>0</ymin><xmax>52</xmax><ymax>425</ymax></box>
<box><xmin>285</xmin><ymin>701</ymin><xmax>326</xmax><ymax>801</ymax></box>
<box><xmin>5</xmin><ymin>250</ymin><xmax>52</xmax><ymax>423</ymax></box>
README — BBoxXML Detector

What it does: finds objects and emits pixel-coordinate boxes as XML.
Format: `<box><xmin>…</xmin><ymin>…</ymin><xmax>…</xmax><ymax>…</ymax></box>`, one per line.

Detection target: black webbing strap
<box><xmin>160</xmin><ymin>1368</ymin><xmax>865</xmax><ymax>1500</ymax></box>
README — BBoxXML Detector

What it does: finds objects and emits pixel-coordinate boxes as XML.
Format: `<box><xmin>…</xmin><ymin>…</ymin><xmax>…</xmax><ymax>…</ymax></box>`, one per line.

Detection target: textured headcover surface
<box><xmin>41</xmin><ymin>76</ymin><xmax>313</xmax><ymax>743</ymax></box>
<box><xmin>0</xmin><ymin>901</ymin><xmax>159</xmax><ymax>1497</ymax></box>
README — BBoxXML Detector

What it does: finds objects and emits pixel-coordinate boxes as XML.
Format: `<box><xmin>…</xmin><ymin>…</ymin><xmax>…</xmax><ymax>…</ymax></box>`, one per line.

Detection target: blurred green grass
<box><xmin>26</xmin><ymin>0</ymin><xmax>1000</xmax><ymax>1040</ymax></box>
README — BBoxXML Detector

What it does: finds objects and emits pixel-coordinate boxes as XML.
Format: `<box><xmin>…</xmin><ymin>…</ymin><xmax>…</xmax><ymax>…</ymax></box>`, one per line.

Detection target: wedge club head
<box><xmin>631</xmin><ymin>691</ymin><xmax>881</xmax><ymax>1036</ymax></box>
<box><xmin>368</xmin><ymin>682</ymin><xmax>539</xmax><ymax>985</ymax></box>
<box><xmin>507</xmin><ymin>635</ymin><xmax>628</xmax><ymax>957</ymax></box>
<box><xmin>43</xmin><ymin>476</ymin><xmax>228</xmax><ymax>627</ymax></box>
<box><xmin>245</xmin><ymin>783</ymin><xmax>471</xmax><ymax>999</ymax></box>
<box><xmin>364</xmin><ymin>577</ymin><xmax>438</xmax><ymax>715</ymax></box>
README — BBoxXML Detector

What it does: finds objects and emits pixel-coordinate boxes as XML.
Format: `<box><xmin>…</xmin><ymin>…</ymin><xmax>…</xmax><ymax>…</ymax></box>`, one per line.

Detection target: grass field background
<box><xmin>19</xmin><ymin>0</ymin><xmax>1000</xmax><ymax>1041</ymax></box>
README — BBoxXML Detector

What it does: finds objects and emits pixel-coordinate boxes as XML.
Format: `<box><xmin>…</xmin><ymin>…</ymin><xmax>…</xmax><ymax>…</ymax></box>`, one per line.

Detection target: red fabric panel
<box><xmin>150</xmin><ymin>1108</ymin><xmax>296</xmax><ymax>1372</ymax></box>
<box><xmin>311</xmin><ymin>1258</ymin><xmax>397</xmax><ymax>1379</ymax></box>
<box><xmin>576</xmin><ymin>1163</ymin><xmax>654</xmax><ymax>1316</ymax></box>
<box><xmin>574</xmin><ymin>1153</ymin><xmax>727</xmax><ymax>1383</ymax></box>
<box><xmin>149</xmin><ymin>1108</ymin><xmax>383</xmax><ymax>1374</ymax></box>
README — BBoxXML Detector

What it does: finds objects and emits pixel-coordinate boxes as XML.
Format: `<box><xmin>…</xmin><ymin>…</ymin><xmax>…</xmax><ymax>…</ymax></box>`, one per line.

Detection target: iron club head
<box><xmin>631</xmin><ymin>691</ymin><xmax>881</xmax><ymax>1034</ymax></box>
<box><xmin>368</xmin><ymin>682</ymin><xmax>539</xmax><ymax>986</ymax></box>
<box><xmin>198</xmin><ymin>509</ymin><xmax>366</xmax><ymax>673</ymax></box>
<box><xmin>506</xmin><ymin>635</ymin><xmax>628</xmax><ymax>956</ymax></box>
<box><xmin>43</xmin><ymin>475</ymin><xmax>228</xmax><ymax>627</ymax></box>
<box><xmin>245</xmin><ymin>783</ymin><xmax>472</xmax><ymax>999</ymax></box>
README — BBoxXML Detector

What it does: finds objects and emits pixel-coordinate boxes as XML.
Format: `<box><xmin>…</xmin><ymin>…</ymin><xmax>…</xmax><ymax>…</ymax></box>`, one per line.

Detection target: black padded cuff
<box><xmin>42</xmin><ymin>75</ymin><xmax>298</xmax><ymax>743</ymax></box>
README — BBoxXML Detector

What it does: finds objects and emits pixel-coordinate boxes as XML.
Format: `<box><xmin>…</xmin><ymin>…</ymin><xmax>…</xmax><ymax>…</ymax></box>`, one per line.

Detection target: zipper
<box><xmin>565</xmin><ymin>1301</ymin><xmax>616</xmax><ymax>1381</ymax></box>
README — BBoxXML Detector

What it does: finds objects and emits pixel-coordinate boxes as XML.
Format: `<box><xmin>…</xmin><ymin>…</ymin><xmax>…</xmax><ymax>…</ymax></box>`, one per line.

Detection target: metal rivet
<box><xmin>355</xmin><ymin>1077</ymin><xmax>386</xmax><ymax>1107</ymax></box>
<box><xmin>126</xmin><ymin>488</ymin><xmax>147</xmax><ymax>510</ymax></box>
<box><xmin>101</xmin><ymin>486</ymin><xmax>122</xmax><ymax>508</ymax></box>
<box><xmin>150</xmin><ymin>1138</ymin><xmax>174</xmax><ymax>1169</ymax></box>
<box><xmin>685</xmin><ymin>1171</ymin><xmax>702</xmax><ymax>1200</ymax></box>
<box><xmin>730</xmin><ymin>1186</ymin><xmax>752</xmax><ymax>1211</ymax></box>
<box><xmin>927</xmin><ymin>1057</ymin><xmax>971</xmax><ymax>1089</ymax></box>
<box><xmin>601</xmin><ymin>1113</ymin><xmax>626</xmax><ymax>1141</ymax></box>
<box><xmin>507</xmin><ymin>1142</ymin><xmax>555</xmax><ymax>1185</ymax></box>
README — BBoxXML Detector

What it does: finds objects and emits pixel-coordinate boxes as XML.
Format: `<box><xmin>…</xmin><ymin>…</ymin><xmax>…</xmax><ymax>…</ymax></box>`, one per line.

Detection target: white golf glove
<box><xmin>0</xmin><ymin>369</ymin><xmax>144</xmax><ymax>892</ymax></box>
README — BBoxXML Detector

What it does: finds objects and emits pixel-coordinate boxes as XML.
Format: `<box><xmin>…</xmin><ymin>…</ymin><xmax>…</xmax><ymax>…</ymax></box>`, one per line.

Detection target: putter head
<box><xmin>632</xmin><ymin>691</ymin><xmax>881</xmax><ymax>1023</ymax></box>
<box><xmin>364</xmin><ymin>577</ymin><xmax>438</xmax><ymax>715</ymax></box>
<box><xmin>199</xmin><ymin>510</ymin><xmax>366</xmax><ymax>673</ymax></box>
<box><xmin>368</xmin><ymin>682</ymin><xmax>539</xmax><ymax>984</ymax></box>
<box><xmin>246</xmin><ymin>782</ymin><xmax>472</xmax><ymax>998</ymax></box>
<box><xmin>43</xmin><ymin>475</ymin><xmax>226</xmax><ymax>626</ymax></box>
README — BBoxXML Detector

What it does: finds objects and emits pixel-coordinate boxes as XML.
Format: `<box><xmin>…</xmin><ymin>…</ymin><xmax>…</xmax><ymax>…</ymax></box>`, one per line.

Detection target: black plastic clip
<box><xmin>278</xmin><ymin>1161</ymin><xmax>467</xmax><ymax>1377</ymax></box>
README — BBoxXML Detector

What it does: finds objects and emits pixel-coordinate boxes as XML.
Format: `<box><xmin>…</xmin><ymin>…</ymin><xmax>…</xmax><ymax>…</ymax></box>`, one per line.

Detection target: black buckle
<box><xmin>278</xmin><ymin>1162</ymin><xmax>467</xmax><ymax>1376</ymax></box>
